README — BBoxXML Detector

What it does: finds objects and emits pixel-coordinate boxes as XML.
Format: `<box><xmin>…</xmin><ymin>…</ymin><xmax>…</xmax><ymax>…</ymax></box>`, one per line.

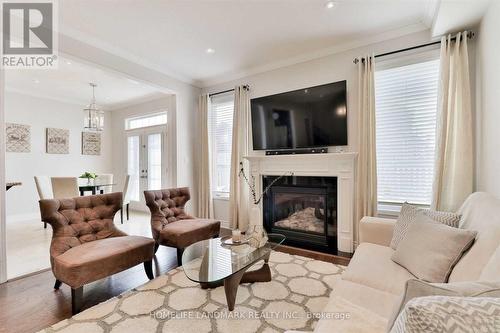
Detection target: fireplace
<box><xmin>262</xmin><ymin>175</ymin><xmax>338</xmax><ymax>254</ymax></box>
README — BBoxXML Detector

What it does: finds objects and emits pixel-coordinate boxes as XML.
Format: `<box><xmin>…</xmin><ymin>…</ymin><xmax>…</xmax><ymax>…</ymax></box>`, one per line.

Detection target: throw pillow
<box><xmin>389</xmin><ymin>296</ymin><xmax>500</xmax><ymax>333</ymax></box>
<box><xmin>391</xmin><ymin>221</ymin><xmax>476</xmax><ymax>283</ymax></box>
<box><xmin>386</xmin><ymin>279</ymin><xmax>500</xmax><ymax>332</ymax></box>
<box><xmin>390</xmin><ymin>203</ymin><xmax>461</xmax><ymax>250</ymax></box>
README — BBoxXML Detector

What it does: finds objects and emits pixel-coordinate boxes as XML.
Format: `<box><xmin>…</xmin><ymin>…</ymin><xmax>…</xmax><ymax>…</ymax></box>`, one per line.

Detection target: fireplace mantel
<box><xmin>244</xmin><ymin>152</ymin><xmax>357</xmax><ymax>253</ymax></box>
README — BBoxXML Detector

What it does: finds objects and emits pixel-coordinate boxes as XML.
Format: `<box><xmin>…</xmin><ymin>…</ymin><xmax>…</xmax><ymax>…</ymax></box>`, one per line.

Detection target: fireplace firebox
<box><xmin>262</xmin><ymin>175</ymin><xmax>338</xmax><ymax>254</ymax></box>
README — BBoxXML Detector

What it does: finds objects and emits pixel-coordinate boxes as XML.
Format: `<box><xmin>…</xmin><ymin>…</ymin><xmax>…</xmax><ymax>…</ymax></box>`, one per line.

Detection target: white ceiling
<box><xmin>6</xmin><ymin>0</ymin><xmax>488</xmax><ymax>104</ymax></box>
<box><xmin>5</xmin><ymin>56</ymin><xmax>167</xmax><ymax>109</ymax></box>
<box><xmin>58</xmin><ymin>0</ymin><xmax>440</xmax><ymax>87</ymax></box>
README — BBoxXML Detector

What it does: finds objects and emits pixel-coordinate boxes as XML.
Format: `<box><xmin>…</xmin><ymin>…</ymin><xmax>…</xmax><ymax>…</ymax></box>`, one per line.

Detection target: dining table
<box><xmin>6</xmin><ymin>182</ymin><xmax>22</xmax><ymax>191</ymax></box>
<box><xmin>78</xmin><ymin>183</ymin><xmax>116</xmax><ymax>196</ymax></box>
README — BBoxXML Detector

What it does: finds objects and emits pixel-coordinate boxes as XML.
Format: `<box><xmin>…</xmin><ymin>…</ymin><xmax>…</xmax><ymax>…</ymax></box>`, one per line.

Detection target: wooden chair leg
<box><xmin>154</xmin><ymin>243</ymin><xmax>159</xmax><ymax>254</ymax></box>
<box><xmin>120</xmin><ymin>208</ymin><xmax>123</xmax><ymax>224</ymax></box>
<box><xmin>176</xmin><ymin>248</ymin><xmax>184</xmax><ymax>267</ymax></box>
<box><xmin>54</xmin><ymin>279</ymin><xmax>62</xmax><ymax>290</ymax></box>
<box><xmin>126</xmin><ymin>203</ymin><xmax>130</xmax><ymax>220</ymax></box>
<box><xmin>144</xmin><ymin>260</ymin><xmax>154</xmax><ymax>280</ymax></box>
<box><xmin>71</xmin><ymin>286</ymin><xmax>83</xmax><ymax>315</ymax></box>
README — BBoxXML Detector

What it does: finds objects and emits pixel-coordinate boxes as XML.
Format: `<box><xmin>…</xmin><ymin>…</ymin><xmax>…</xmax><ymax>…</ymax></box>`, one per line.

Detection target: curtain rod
<box><xmin>209</xmin><ymin>85</ymin><xmax>249</xmax><ymax>97</ymax></box>
<box><xmin>353</xmin><ymin>31</ymin><xmax>475</xmax><ymax>64</ymax></box>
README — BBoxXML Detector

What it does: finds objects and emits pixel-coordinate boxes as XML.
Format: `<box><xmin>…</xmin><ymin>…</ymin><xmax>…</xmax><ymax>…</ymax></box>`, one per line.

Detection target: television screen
<box><xmin>251</xmin><ymin>81</ymin><xmax>347</xmax><ymax>150</ymax></box>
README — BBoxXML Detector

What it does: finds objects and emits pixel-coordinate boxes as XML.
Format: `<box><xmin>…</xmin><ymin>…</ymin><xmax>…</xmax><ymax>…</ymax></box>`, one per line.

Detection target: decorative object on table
<box><xmin>232</xmin><ymin>229</ymin><xmax>242</xmax><ymax>242</ymax></box>
<box><xmin>81</xmin><ymin>132</ymin><xmax>101</xmax><ymax>155</ymax></box>
<box><xmin>83</xmin><ymin>83</ymin><xmax>104</xmax><ymax>131</ymax></box>
<box><xmin>79</xmin><ymin>172</ymin><xmax>98</xmax><ymax>185</ymax></box>
<box><xmin>46</xmin><ymin>128</ymin><xmax>69</xmax><ymax>154</ymax></box>
<box><xmin>5</xmin><ymin>123</ymin><xmax>30</xmax><ymax>153</ymax></box>
<box><xmin>221</xmin><ymin>235</ymin><xmax>249</xmax><ymax>246</ymax></box>
<box><xmin>238</xmin><ymin>162</ymin><xmax>292</xmax><ymax>247</ymax></box>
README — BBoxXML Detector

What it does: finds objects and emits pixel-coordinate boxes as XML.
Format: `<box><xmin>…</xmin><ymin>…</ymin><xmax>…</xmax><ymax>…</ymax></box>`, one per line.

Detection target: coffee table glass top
<box><xmin>182</xmin><ymin>233</ymin><xmax>285</xmax><ymax>284</ymax></box>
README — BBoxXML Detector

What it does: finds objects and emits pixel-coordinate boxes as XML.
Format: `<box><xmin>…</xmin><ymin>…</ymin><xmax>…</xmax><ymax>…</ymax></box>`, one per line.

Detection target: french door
<box><xmin>126</xmin><ymin>126</ymin><xmax>167</xmax><ymax>210</ymax></box>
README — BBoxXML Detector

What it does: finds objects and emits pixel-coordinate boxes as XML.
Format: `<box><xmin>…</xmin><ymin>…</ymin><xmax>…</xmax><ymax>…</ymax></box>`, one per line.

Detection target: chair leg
<box><xmin>144</xmin><ymin>260</ymin><xmax>154</xmax><ymax>280</ymax></box>
<box><xmin>71</xmin><ymin>286</ymin><xmax>83</xmax><ymax>315</ymax></box>
<box><xmin>54</xmin><ymin>279</ymin><xmax>62</xmax><ymax>290</ymax></box>
<box><xmin>120</xmin><ymin>208</ymin><xmax>123</xmax><ymax>224</ymax></box>
<box><xmin>176</xmin><ymin>248</ymin><xmax>184</xmax><ymax>267</ymax></box>
<box><xmin>126</xmin><ymin>203</ymin><xmax>130</xmax><ymax>220</ymax></box>
<box><xmin>154</xmin><ymin>243</ymin><xmax>159</xmax><ymax>254</ymax></box>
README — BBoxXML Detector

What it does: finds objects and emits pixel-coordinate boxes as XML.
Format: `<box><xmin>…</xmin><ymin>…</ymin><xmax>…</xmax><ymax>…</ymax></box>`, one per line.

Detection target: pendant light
<box><xmin>83</xmin><ymin>83</ymin><xmax>104</xmax><ymax>131</ymax></box>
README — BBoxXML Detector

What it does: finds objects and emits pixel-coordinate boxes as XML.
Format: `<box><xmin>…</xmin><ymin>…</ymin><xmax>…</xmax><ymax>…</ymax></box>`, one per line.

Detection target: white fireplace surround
<box><xmin>244</xmin><ymin>152</ymin><xmax>357</xmax><ymax>253</ymax></box>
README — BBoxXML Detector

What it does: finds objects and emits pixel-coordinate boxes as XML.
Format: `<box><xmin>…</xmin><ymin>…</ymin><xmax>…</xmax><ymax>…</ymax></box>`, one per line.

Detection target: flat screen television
<box><xmin>251</xmin><ymin>81</ymin><xmax>347</xmax><ymax>151</ymax></box>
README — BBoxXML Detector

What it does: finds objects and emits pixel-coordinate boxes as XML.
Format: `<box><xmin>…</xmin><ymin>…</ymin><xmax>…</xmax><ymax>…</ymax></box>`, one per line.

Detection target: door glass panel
<box><xmin>147</xmin><ymin>133</ymin><xmax>162</xmax><ymax>190</ymax></box>
<box><xmin>127</xmin><ymin>136</ymin><xmax>140</xmax><ymax>201</ymax></box>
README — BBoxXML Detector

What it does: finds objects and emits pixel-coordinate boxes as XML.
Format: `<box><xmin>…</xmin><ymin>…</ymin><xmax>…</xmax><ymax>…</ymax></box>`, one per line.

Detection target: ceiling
<box><xmin>5</xmin><ymin>56</ymin><xmax>167</xmax><ymax>109</ymax></box>
<box><xmin>58</xmin><ymin>0</ymin><xmax>440</xmax><ymax>87</ymax></box>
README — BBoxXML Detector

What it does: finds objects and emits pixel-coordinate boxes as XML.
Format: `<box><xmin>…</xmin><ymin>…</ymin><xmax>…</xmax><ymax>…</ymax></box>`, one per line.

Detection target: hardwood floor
<box><xmin>0</xmin><ymin>246</ymin><xmax>178</xmax><ymax>333</ymax></box>
<box><xmin>0</xmin><ymin>222</ymin><xmax>350</xmax><ymax>333</ymax></box>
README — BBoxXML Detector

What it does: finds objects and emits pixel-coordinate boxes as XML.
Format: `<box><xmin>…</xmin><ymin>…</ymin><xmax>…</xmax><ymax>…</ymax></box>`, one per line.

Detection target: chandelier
<box><xmin>83</xmin><ymin>83</ymin><xmax>104</xmax><ymax>131</ymax></box>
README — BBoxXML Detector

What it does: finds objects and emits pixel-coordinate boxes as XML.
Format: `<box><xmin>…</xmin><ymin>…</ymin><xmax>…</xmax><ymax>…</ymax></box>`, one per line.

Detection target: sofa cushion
<box><xmin>387</xmin><ymin>279</ymin><xmax>500</xmax><ymax>332</ymax></box>
<box><xmin>334</xmin><ymin>279</ymin><xmax>399</xmax><ymax>319</ymax></box>
<box><xmin>391</xmin><ymin>221</ymin><xmax>476</xmax><ymax>282</ymax></box>
<box><xmin>390</xmin><ymin>203</ymin><xmax>461</xmax><ymax>249</ymax></box>
<box><xmin>313</xmin><ymin>294</ymin><xmax>388</xmax><ymax>333</ymax></box>
<box><xmin>449</xmin><ymin>192</ymin><xmax>500</xmax><ymax>282</ymax></box>
<box><xmin>158</xmin><ymin>219</ymin><xmax>220</xmax><ymax>248</ymax></box>
<box><xmin>53</xmin><ymin>236</ymin><xmax>154</xmax><ymax>288</ymax></box>
<box><xmin>342</xmin><ymin>243</ymin><xmax>416</xmax><ymax>296</ymax></box>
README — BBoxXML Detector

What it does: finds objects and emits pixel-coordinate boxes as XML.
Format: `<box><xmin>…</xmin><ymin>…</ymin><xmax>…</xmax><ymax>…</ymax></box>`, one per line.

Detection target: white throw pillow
<box><xmin>390</xmin><ymin>203</ymin><xmax>461</xmax><ymax>249</ymax></box>
<box><xmin>391</xmin><ymin>221</ymin><xmax>477</xmax><ymax>283</ymax></box>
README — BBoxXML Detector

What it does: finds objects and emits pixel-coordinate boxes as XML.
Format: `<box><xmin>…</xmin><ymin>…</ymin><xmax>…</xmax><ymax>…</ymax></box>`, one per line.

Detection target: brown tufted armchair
<box><xmin>144</xmin><ymin>187</ymin><xmax>220</xmax><ymax>266</ymax></box>
<box><xmin>39</xmin><ymin>192</ymin><xmax>155</xmax><ymax>314</ymax></box>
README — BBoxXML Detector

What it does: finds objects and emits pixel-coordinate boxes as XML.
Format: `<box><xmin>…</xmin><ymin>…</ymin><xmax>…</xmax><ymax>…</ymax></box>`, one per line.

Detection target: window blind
<box><xmin>375</xmin><ymin>58</ymin><xmax>440</xmax><ymax>206</ymax></box>
<box><xmin>209</xmin><ymin>92</ymin><xmax>235</xmax><ymax>195</ymax></box>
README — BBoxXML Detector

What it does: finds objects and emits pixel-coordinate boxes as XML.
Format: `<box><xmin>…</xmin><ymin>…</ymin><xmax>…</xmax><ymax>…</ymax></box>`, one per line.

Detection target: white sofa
<box><xmin>299</xmin><ymin>192</ymin><xmax>500</xmax><ymax>333</ymax></box>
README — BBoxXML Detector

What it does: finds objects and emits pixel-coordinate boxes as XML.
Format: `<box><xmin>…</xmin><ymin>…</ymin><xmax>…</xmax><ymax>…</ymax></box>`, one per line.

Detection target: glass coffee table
<box><xmin>182</xmin><ymin>233</ymin><xmax>286</xmax><ymax>311</ymax></box>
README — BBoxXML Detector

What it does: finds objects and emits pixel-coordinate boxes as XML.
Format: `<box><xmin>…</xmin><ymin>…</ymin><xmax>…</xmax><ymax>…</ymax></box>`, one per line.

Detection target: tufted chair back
<box><xmin>144</xmin><ymin>187</ymin><xmax>193</xmax><ymax>241</ymax></box>
<box><xmin>39</xmin><ymin>192</ymin><xmax>126</xmax><ymax>260</ymax></box>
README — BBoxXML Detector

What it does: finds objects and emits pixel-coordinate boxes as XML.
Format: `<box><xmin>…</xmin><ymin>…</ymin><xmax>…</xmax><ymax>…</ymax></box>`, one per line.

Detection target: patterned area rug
<box><xmin>40</xmin><ymin>251</ymin><xmax>345</xmax><ymax>333</ymax></box>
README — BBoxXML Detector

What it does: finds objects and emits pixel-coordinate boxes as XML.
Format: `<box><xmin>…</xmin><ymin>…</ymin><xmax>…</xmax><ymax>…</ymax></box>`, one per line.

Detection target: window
<box><xmin>375</xmin><ymin>57</ymin><xmax>440</xmax><ymax>209</ymax></box>
<box><xmin>209</xmin><ymin>92</ymin><xmax>234</xmax><ymax>198</ymax></box>
<box><xmin>125</xmin><ymin>112</ymin><xmax>167</xmax><ymax>130</ymax></box>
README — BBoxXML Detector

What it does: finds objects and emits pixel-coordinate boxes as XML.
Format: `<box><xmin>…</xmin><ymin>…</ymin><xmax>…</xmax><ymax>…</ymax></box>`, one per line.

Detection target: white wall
<box><xmin>202</xmin><ymin>30</ymin><xmax>436</xmax><ymax>225</ymax></box>
<box><xmin>475</xmin><ymin>0</ymin><xmax>500</xmax><ymax>198</ymax></box>
<box><xmin>5</xmin><ymin>92</ymin><xmax>113</xmax><ymax>219</ymax></box>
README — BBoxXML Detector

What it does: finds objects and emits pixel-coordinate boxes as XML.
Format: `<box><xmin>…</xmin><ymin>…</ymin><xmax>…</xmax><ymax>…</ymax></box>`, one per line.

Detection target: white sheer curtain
<box><xmin>229</xmin><ymin>86</ymin><xmax>250</xmax><ymax>230</ymax></box>
<box><xmin>432</xmin><ymin>32</ymin><xmax>473</xmax><ymax>212</ymax></box>
<box><xmin>356</xmin><ymin>55</ymin><xmax>378</xmax><ymax>224</ymax></box>
<box><xmin>197</xmin><ymin>94</ymin><xmax>213</xmax><ymax>218</ymax></box>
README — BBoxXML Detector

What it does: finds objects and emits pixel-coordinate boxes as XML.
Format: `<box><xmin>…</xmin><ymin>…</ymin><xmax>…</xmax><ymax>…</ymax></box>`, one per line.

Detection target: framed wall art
<box><xmin>82</xmin><ymin>132</ymin><xmax>101</xmax><ymax>155</ymax></box>
<box><xmin>5</xmin><ymin>123</ymin><xmax>31</xmax><ymax>153</ymax></box>
<box><xmin>46</xmin><ymin>128</ymin><xmax>69</xmax><ymax>154</ymax></box>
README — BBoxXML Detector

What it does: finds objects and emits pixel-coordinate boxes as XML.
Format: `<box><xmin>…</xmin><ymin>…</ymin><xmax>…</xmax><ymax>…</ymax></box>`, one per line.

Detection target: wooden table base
<box><xmin>200</xmin><ymin>253</ymin><xmax>272</xmax><ymax>311</ymax></box>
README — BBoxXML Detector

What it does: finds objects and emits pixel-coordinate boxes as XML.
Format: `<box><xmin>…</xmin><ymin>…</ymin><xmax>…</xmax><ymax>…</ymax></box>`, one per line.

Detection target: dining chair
<box><xmin>96</xmin><ymin>173</ymin><xmax>113</xmax><ymax>194</ymax></box>
<box><xmin>34</xmin><ymin>176</ymin><xmax>54</xmax><ymax>229</ymax></box>
<box><xmin>120</xmin><ymin>175</ymin><xmax>132</xmax><ymax>224</ymax></box>
<box><xmin>51</xmin><ymin>177</ymin><xmax>80</xmax><ymax>199</ymax></box>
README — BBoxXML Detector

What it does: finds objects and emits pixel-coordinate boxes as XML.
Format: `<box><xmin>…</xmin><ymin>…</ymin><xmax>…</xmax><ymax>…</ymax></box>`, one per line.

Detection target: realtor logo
<box><xmin>2</xmin><ymin>1</ymin><xmax>58</xmax><ymax>68</ymax></box>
